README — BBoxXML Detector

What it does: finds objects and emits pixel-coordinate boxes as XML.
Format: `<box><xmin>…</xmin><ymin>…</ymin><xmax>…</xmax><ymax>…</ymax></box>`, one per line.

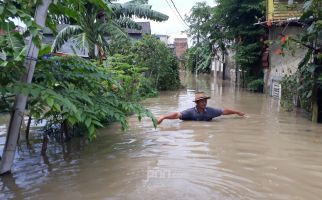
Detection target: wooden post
<box><xmin>0</xmin><ymin>0</ymin><xmax>52</xmax><ymax>175</ymax></box>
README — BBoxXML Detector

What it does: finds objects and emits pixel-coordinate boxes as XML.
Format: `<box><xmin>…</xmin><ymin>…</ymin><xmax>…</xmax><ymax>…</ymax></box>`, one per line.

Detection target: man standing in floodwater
<box><xmin>157</xmin><ymin>92</ymin><xmax>245</xmax><ymax>124</ymax></box>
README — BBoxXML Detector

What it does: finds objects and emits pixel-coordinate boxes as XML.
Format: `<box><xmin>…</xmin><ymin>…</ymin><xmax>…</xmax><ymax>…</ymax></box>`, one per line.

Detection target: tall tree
<box><xmin>186</xmin><ymin>0</ymin><xmax>266</xmax><ymax>83</ymax></box>
<box><xmin>185</xmin><ymin>2</ymin><xmax>212</xmax><ymax>45</ymax></box>
<box><xmin>185</xmin><ymin>2</ymin><xmax>213</xmax><ymax>73</ymax></box>
<box><xmin>214</xmin><ymin>0</ymin><xmax>266</xmax><ymax>85</ymax></box>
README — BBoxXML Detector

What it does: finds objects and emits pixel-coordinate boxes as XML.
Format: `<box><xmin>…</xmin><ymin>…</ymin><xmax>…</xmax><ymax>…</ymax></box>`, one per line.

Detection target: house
<box><xmin>154</xmin><ymin>34</ymin><xmax>169</xmax><ymax>44</ymax></box>
<box><xmin>264</xmin><ymin>0</ymin><xmax>306</xmax><ymax>98</ymax></box>
<box><xmin>124</xmin><ymin>22</ymin><xmax>151</xmax><ymax>40</ymax></box>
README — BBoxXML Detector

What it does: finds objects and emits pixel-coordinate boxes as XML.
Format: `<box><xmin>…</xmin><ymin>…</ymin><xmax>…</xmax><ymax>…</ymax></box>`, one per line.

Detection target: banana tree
<box><xmin>50</xmin><ymin>0</ymin><xmax>168</xmax><ymax>59</ymax></box>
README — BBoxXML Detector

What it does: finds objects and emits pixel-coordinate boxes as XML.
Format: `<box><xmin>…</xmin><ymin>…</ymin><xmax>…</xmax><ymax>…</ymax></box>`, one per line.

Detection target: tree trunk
<box><xmin>0</xmin><ymin>0</ymin><xmax>52</xmax><ymax>175</ymax></box>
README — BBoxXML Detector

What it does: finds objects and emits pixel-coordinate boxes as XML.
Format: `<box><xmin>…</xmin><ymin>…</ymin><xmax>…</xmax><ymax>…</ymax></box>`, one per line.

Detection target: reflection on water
<box><xmin>1</xmin><ymin>72</ymin><xmax>322</xmax><ymax>200</ymax></box>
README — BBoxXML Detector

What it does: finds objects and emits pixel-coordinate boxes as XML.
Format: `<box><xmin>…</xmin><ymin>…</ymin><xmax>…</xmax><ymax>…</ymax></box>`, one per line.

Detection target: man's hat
<box><xmin>194</xmin><ymin>92</ymin><xmax>210</xmax><ymax>102</ymax></box>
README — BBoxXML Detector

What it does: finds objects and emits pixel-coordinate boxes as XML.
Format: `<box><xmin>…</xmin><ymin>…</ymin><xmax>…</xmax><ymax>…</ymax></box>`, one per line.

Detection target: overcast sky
<box><xmin>120</xmin><ymin>0</ymin><xmax>216</xmax><ymax>45</ymax></box>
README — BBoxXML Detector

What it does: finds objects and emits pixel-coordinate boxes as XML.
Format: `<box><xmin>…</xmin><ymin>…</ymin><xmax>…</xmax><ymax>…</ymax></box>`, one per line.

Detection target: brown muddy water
<box><xmin>1</xmin><ymin>73</ymin><xmax>322</xmax><ymax>200</ymax></box>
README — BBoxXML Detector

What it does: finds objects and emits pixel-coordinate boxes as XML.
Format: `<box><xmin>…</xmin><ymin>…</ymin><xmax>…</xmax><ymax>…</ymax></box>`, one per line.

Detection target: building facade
<box><xmin>154</xmin><ymin>34</ymin><xmax>169</xmax><ymax>44</ymax></box>
<box><xmin>264</xmin><ymin>0</ymin><xmax>305</xmax><ymax>99</ymax></box>
<box><xmin>174</xmin><ymin>38</ymin><xmax>188</xmax><ymax>69</ymax></box>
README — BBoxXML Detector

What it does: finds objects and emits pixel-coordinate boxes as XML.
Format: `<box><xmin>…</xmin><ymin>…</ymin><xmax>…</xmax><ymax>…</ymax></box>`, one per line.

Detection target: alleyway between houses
<box><xmin>1</xmin><ymin>73</ymin><xmax>322</xmax><ymax>200</ymax></box>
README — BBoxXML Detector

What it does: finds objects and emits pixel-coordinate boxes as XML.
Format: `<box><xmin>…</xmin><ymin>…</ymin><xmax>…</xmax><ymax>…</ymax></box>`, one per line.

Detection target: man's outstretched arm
<box><xmin>222</xmin><ymin>109</ymin><xmax>245</xmax><ymax>116</ymax></box>
<box><xmin>157</xmin><ymin>112</ymin><xmax>182</xmax><ymax>124</ymax></box>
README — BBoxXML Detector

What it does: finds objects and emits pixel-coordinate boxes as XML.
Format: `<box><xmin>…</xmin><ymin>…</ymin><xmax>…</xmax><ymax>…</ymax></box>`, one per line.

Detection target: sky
<box><xmin>119</xmin><ymin>0</ymin><xmax>216</xmax><ymax>45</ymax></box>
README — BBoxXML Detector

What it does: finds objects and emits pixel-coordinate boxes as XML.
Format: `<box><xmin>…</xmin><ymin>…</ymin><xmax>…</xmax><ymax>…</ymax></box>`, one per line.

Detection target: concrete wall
<box><xmin>265</xmin><ymin>25</ymin><xmax>307</xmax><ymax>97</ymax></box>
<box><xmin>155</xmin><ymin>35</ymin><xmax>169</xmax><ymax>44</ymax></box>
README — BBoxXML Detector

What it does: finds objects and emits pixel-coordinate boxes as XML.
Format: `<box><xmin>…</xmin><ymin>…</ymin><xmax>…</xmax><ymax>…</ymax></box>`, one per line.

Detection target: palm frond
<box><xmin>114</xmin><ymin>17</ymin><xmax>141</xmax><ymax>29</ymax></box>
<box><xmin>51</xmin><ymin>25</ymin><xmax>83</xmax><ymax>52</ymax></box>
<box><xmin>73</xmin><ymin>33</ymin><xmax>89</xmax><ymax>52</ymax></box>
<box><xmin>109</xmin><ymin>2</ymin><xmax>168</xmax><ymax>22</ymax></box>
<box><xmin>96</xmin><ymin>21</ymin><xmax>128</xmax><ymax>39</ymax></box>
<box><xmin>89</xmin><ymin>0</ymin><xmax>112</xmax><ymax>14</ymax></box>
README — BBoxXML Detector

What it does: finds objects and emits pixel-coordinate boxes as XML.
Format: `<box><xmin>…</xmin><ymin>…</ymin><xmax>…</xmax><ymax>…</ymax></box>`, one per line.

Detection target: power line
<box><xmin>169</xmin><ymin>0</ymin><xmax>190</xmax><ymax>27</ymax></box>
<box><xmin>164</xmin><ymin>0</ymin><xmax>187</xmax><ymax>28</ymax></box>
<box><xmin>164</xmin><ymin>0</ymin><xmax>189</xmax><ymax>29</ymax></box>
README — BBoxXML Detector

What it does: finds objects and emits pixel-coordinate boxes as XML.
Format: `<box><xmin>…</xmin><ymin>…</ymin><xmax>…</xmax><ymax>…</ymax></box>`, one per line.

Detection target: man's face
<box><xmin>196</xmin><ymin>99</ymin><xmax>207</xmax><ymax>110</ymax></box>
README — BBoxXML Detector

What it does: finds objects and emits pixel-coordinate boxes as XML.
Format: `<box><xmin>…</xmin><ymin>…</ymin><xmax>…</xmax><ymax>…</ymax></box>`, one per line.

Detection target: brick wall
<box><xmin>174</xmin><ymin>38</ymin><xmax>188</xmax><ymax>59</ymax></box>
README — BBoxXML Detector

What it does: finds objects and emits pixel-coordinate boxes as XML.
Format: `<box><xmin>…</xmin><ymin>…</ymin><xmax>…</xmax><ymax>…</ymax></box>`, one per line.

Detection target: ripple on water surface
<box><xmin>1</xmin><ymin>76</ymin><xmax>322</xmax><ymax>200</ymax></box>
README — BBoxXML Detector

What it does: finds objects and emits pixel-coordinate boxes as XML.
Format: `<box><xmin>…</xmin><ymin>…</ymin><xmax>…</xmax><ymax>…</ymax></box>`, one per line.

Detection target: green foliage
<box><xmin>215</xmin><ymin>0</ymin><xmax>266</xmax><ymax>80</ymax></box>
<box><xmin>1</xmin><ymin>56</ymin><xmax>157</xmax><ymax>140</ymax></box>
<box><xmin>0</xmin><ymin>0</ymin><xmax>43</xmax><ymax>112</ymax></box>
<box><xmin>280</xmin><ymin>52</ymin><xmax>321</xmax><ymax>113</ymax></box>
<box><xmin>186</xmin><ymin>43</ymin><xmax>212</xmax><ymax>73</ymax></box>
<box><xmin>132</xmin><ymin>35</ymin><xmax>180</xmax><ymax>90</ymax></box>
<box><xmin>0</xmin><ymin>1</ymin><xmax>43</xmax><ymax>47</ymax></box>
<box><xmin>278</xmin><ymin>0</ymin><xmax>322</xmax><ymax>117</ymax></box>
<box><xmin>184</xmin><ymin>2</ymin><xmax>213</xmax><ymax>74</ymax></box>
<box><xmin>185</xmin><ymin>0</ymin><xmax>266</xmax><ymax>79</ymax></box>
<box><xmin>107</xmin><ymin>53</ymin><xmax>152</xmax><ymax>101</ymax></box>
<box><xmin>247</xmin><ymin>79</ymin><xmax>264</xmax><ymax>93</ymax></box>
<box><xmin>109</xmin><ymin>1</ymin><xmax>168</xmax><ymax>22</ymax></box>
<box><xmin>185</xmin><ymin>2</ymin><xmax>213</xmax><ymax>44</ymax></box>
<box><xmin>280</xmin><ymin>75</ymin><xmax>298</xmax><ymax>111</ymax></box>
<box><xmin>50</xmin><ymin>0</ymin><xmax>168</xmax><ymax>59</ymax></box>
<box><xmin>0</xmin><ymin>0</ymin><xmax>175</xmax><ymax>142</ymax></box>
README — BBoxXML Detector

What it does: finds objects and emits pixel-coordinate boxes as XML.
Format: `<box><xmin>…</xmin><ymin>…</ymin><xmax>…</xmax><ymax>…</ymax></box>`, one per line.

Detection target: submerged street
<box><xmin>1</xmin><ymin>73</ymin><xmax>322</xmax><ymax>200</ymax></box>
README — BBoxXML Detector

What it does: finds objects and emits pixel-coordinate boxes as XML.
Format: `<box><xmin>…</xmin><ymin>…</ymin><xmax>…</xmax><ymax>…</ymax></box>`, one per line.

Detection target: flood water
<box><xmin>1</xmin><ymin>73</ymin><xmax>322</xmax><ymax>200</ymax></box>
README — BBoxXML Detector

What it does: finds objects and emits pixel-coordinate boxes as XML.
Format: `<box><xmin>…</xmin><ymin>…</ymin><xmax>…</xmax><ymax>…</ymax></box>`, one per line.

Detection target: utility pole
<box><xmin>0</xmin><ymin>0</ymin><xmax>52</xmax><ymax>175</ymax></box>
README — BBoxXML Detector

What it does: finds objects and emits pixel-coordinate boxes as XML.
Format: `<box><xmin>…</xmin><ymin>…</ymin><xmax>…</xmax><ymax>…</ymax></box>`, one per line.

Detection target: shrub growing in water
<box><xmin>247</xmin><ymin>79</ymin><xmax>264</xmax><ymax>93</ymax></box>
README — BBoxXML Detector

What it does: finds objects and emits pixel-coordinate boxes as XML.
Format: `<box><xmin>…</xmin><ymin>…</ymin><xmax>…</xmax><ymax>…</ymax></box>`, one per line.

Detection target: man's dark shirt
<box><xmin>180</xmin><ymin>107</ymin><xmax>223</xmax><ymax>121</ymax></box>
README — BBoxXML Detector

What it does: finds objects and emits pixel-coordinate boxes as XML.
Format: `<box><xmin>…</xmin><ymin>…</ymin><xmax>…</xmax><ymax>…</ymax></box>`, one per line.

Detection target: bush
<box><xmin>247</xmin><ymin>79</ymin><xmax>264</xmax><ymax>92</ymax></box>
<box><xmin>1</xmin><ymin>56</ymin><xmax>157</xmax><ymax>140</ymax></box>
<box><xmin>132</xmin><ymin>35</ymin><xmax>180</xmax><ymax>90</ymax></box>
<box><xmin>186</xmin><ymin>43</ymin><xmax>212</xmax><ymax>74</ymax></box>
<box><xmin>280</xmin><ymin>75</ymin><xmax>298</xmax><ymax>111</ymax></box>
